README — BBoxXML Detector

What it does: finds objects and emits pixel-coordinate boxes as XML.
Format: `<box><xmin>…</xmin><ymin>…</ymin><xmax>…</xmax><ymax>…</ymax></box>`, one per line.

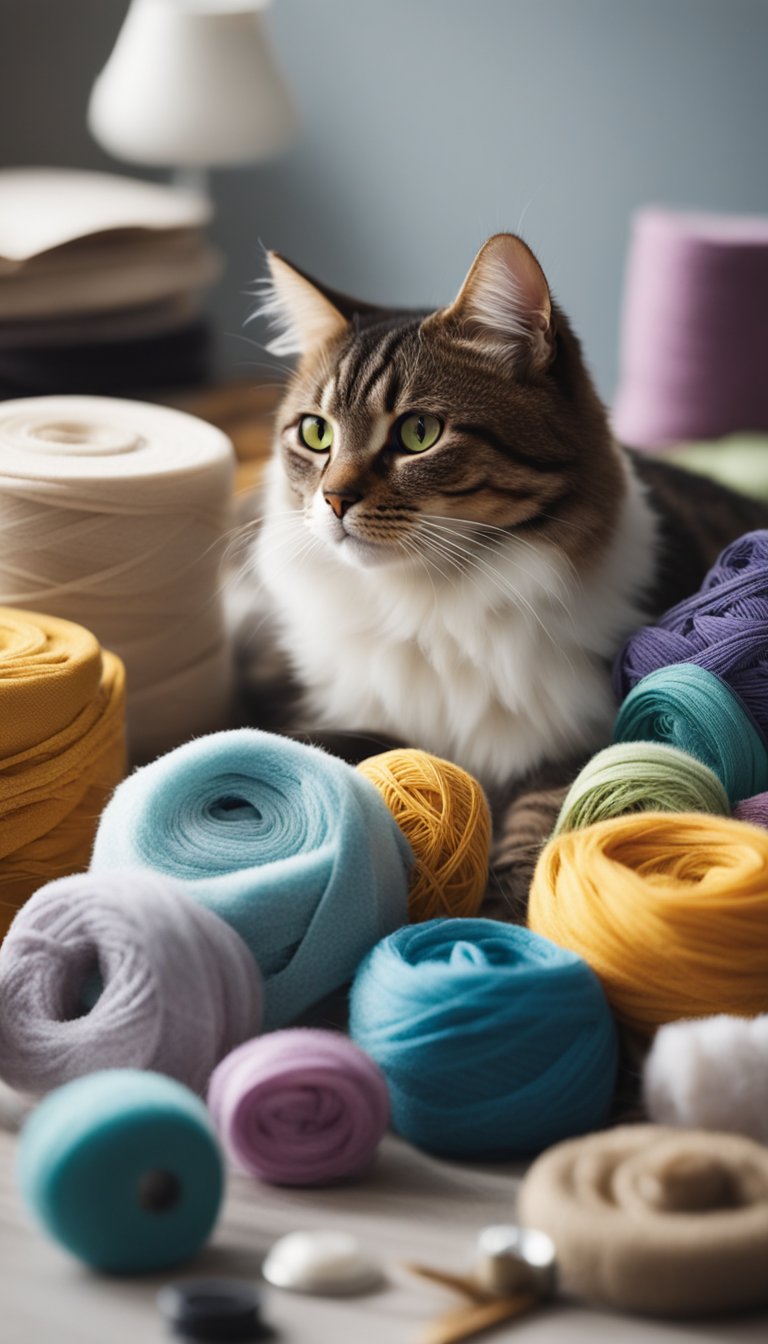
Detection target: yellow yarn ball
<box><xmin>357</xmin><ymin>749</ymin><xmax>491</xmax><ymax>922</ymax></box>
<box><xmin>529</xmin><ymin>811</ymin><xmax>768</xmax><ymax>1036</ymax></box>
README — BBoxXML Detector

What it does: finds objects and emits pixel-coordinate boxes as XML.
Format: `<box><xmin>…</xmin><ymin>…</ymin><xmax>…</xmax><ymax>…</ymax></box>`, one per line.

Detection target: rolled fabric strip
<box><xmin>0</xmin><ymin>395</ymin><xmax>235</xmax><ymax>761</ymax></box>
<box><xmin>349</xmin><ymin>918</ymin><xmax>617</xmax><ymax>1159</ymax></box>
<box><xmin>613</xmin><ymin>663</ymin><xmax>768</xmax><ymax>803</ymax></box>
<box><xmin>614</xmin><ymin>530</ymin><xmax>768</xmax><ymax>729</ymax></box>
<box><xmin>0</xmin><ymin>869</ymin><xmax>262</xmax><ymax>1095</ymax></box>
<box><xmin>613</xmin><ymin>207</ymin><xmax>768</xmax><ymax>449</ymax></box>
<box><xmin>91</xmin><ymin>728</ymin><xmax>413</xmax><ymax>1030</ymax></box>
<box><xmin>357</xmin><ymin>749</ymin><xmax>491</xmax><ymax>921</ymax></box>
<box><xmin>529</xmin><ymin>811</ymin><xmax>768</xmax><ymax>1034</ymax></box>
<box><xmin>208</xmin><ymin>1029</ymin><xmax>390</xmax><ymax>1186</ymax></box>
<box><xmin>518</xmin><ymin>1124</ymin><xmax>768</xmax><ymax>1317</ymax></box>
<box><xmin>553</xmin><ymin>741</ymin><xmax>730</xmax><ymax>836</ymax></box>
<box><xmin>19</xmin><ymin>1069</ymin><xmax>224</xmax><ymax>1274</ymax></box>
<box><xmin>734</xmin><ymin>791</ymin><xmax>768</xmax><ymax>828</ymax></box>
<box><xmin>644</xmin><ymin>1014</ymin><xmax>768</xmax><ymax>1145</ymax></box>
<box><xmin>0</xmin><ymin>606</ymin><xmax>125</xmax><ymax>937</ymax></box>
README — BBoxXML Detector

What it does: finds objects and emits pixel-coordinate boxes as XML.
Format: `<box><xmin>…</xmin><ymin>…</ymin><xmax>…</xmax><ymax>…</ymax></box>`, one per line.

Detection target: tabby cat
<box><xmin>242</xmin><ymin>234</ymin><xmax>768</xmax><ymax>914</ymax></box>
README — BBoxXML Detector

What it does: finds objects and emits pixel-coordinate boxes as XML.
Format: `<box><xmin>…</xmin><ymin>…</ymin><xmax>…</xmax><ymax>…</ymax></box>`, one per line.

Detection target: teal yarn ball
<box><xmin>18</xmin><ymin>1070</ymin><xmax>223</xmax><ymax>1274</ymax></box>
<box><xmin>553</xmin><ymin>741</ymin><xmax>731</xmax><ymax>835</ymax></box>
<box><xmin>613</xmin><ymin>663</ymin><xmax>768</xmax><ymax>804</ymax></box>
<box><xmin>348</xmin><ymin>918</ymin><xmax>618</xmax><ymax>1159</ymax></box>
<box><xmin>90</xmin><ymin>728</ymin><xmax>413</xmax><ymax>1030</ymax></box>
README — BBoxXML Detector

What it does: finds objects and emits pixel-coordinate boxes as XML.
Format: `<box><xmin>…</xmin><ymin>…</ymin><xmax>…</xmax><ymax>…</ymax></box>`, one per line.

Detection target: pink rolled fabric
<box><xmin>207</xmin><ymin>1029</ymin><xmax>390</xmax><ymax>1186</ymax></box>
<box><xmin>613</xmin><ymin>208</ymin><xmax>768</xmax><ymax>450</ymax></box>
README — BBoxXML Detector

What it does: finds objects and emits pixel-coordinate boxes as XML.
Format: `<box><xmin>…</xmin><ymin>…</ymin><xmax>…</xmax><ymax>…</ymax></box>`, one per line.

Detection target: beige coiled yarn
<box><xmin>519</xmin><ymin>1124</ymin><xmax>768</xmax><ymax>1317</ymax></box>
<box><xmin>0</xmin><ymin>396</ymin><xmax>235</xmax><ymax>760</ymax></box>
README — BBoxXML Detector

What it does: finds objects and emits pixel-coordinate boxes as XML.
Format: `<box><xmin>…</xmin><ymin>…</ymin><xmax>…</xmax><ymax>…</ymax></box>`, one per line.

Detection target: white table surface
<box><xmin>2</xmin><ymin>1101</ymin><xmax>768</xmax><ymax>1344</ymax></box>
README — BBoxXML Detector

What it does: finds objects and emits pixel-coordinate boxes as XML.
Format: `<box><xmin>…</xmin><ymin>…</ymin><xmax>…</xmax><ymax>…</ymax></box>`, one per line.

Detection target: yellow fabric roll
<box><xmin>528</xmin><ymin>811</ymin><xmax>768</xmax><ymax>1035</ymax></box>
<box><xmin>0</xmin><ymin>607</ymin><xmax>125</xmax><ymax>936</ymax></box>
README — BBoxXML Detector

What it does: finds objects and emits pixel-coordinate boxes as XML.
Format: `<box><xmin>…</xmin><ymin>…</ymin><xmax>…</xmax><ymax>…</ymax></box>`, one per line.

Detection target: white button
<box><xmin>262</xmin><ymin>1230</ymin><xmax>382</xmax><ymax>1296</ymax></box>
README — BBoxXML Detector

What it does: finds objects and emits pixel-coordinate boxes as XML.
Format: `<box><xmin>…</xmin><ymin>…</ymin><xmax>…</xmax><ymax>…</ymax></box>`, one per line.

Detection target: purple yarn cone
<box><xmin>614</xmin><ymin>208</ymin><xmax>768</xmax><ymax>449</ymax></box>
<box><xmin>207</xmin><ymin>1029</ymin><xmax>390</xmax><ymax>1186</ymax></box>
<box><xmin>614</xmin><ymin>530</ymin><xmax>768</xmax><ymax>736</ymax></box>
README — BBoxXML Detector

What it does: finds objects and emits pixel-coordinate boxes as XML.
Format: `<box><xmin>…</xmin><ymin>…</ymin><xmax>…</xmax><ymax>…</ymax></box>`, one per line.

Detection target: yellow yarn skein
<box><xmin>357</xmin><ymin>749</ymin><xmax>491</xmax><ymax>922</ymax></box>
<box><xmin>528</xmin><ymin>812</ymin><xmax>768</xmax><ymax>1036</ymax></box>
<box><xmin>0</xmin><ymin>607</ymin><xmax>126</xmax><ymax>937</ymax></box>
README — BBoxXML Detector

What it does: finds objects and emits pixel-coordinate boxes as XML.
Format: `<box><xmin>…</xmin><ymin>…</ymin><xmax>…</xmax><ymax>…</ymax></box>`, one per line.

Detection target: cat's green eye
<box><xmin>396</xmin><ymin>413</ymin><xmax>442</xmax><ymax>453</ymax></box>
<box><xmin>299</xmin><ymin>415</ymin><xmax>334</xmax><ymax>452</ymax></box>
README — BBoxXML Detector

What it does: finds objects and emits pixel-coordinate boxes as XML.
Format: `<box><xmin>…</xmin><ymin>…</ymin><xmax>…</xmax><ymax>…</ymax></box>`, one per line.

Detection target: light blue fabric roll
<box><xmin>91</xmin><ymin>729</ymin><xmax>413</xmax><ymax>1029</ymax></box>
<box><xmin>19</xmin><ymin>1069</ymin><xmax>223</xmax><ymax>1274</ymax></box>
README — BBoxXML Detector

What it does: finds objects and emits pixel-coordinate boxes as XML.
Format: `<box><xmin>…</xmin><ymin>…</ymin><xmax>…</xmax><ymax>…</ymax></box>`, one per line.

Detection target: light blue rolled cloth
<box><xmin>91</xmin><ymin>729</ymin><xmax>413</xmax><ymax>1029</ymax></box>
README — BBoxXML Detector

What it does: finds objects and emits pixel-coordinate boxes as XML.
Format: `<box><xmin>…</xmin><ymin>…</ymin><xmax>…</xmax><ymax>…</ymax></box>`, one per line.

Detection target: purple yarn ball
<box><xmin>208</xmin><ymin>1029</ymin><xmax>390</xmax><ymax>1187</ymax></box>
<box><xmin>613</xmin><ymin>530</ymin><xmax>768</xmax><ymax>735</ymax></box>
<box><xmin>734</xmin><ymin>792</ymin><xmax>768</xmax><ymax>830</ymax></box>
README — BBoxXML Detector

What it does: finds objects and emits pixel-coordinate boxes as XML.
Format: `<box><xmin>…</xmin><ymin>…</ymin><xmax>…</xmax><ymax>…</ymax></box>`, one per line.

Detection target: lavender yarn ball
<box><xmin>0</xmin><ymin>870</ymin><xmax>262</xmax><ymax>1096</ymax></box>
<box><xmin>208</xmin><ymin>1029</ymin><xmax>390</xmax><ymax>1186</ymax></box>
<box><xmin>614</xmin><ymin>531</ymin><xmax>768</xmax><ymax>737</ymax></box>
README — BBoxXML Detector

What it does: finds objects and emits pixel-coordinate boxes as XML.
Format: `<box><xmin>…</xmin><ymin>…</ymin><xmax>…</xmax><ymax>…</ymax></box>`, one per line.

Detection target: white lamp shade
<box><xmin>88</xmin><ymin>0</ymin><xmax>299</xmax><ymax>169</ymax></box>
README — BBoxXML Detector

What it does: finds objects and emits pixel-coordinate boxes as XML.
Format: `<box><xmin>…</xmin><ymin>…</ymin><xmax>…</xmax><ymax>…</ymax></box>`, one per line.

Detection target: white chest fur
<box><xmin>254</xmin><ymin>460</ymin><xmax>658</xmax><ymax>787</ymax></box>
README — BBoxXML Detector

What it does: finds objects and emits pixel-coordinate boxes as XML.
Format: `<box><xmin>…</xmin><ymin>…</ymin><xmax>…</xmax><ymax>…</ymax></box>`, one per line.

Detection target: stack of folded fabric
<box><xmin>0</xmin><ymin>168</ymin><xmax>222</xmax><ymax>397</ymax></box>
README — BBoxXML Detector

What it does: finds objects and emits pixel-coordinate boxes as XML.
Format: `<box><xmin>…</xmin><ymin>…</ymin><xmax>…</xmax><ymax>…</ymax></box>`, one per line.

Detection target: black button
<box><xmin>158</xmin><ymin>1279</ymin><xmax>269</xmax><ymax>1341</ymax></box>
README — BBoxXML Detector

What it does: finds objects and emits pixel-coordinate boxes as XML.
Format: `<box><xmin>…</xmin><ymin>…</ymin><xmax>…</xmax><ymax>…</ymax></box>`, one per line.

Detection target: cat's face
<box><xmin>262</xmin><ymin>235</ymin><xmax>623</xmax><ymax>572</ymax></box>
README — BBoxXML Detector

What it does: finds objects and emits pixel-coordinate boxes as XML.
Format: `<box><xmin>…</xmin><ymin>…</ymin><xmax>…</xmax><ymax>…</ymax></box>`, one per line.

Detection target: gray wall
<box><xmin>2</xmin><ymin>0</ymin><xmax>768</xmax><ymax>400</ymax></box>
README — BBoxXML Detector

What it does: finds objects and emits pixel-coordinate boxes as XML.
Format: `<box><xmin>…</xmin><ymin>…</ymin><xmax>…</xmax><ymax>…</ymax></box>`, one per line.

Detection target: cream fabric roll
<box><xmin>0</xmin><ymin>395</ymin><xmax>235</xmax><ymax>761</ymax></box>
<box><xmin>518</xmin><ymin>1124</ymin><xmax>768</xmax><ymax>1318</ymax></box>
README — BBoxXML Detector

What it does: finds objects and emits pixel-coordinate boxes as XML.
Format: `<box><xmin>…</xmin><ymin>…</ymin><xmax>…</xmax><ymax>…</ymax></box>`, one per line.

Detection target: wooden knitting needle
<box><xmin>404</xmin><ymin>1261</ymin><xmax>538</xmax><ymax>1344</ymax></box>
<box><xmin>419</xmin><ymin>1296</ymin><xmax>537</xmax><ymax>1344</ymax></box>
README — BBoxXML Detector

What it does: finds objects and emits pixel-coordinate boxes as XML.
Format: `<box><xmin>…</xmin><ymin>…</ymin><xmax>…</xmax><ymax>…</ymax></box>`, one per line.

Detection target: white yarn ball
<box><xmin>644</xmin><ymin>1014</ymin><xmax>768</xmax><ymax>1144</ymax></box>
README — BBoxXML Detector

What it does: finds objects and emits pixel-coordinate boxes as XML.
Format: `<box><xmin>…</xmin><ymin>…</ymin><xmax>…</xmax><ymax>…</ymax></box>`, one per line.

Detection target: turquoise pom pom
<box><xmin>18</xmin><ymin>1070</ymin><xmax>224</xmax><ymax>1274</ymax></box>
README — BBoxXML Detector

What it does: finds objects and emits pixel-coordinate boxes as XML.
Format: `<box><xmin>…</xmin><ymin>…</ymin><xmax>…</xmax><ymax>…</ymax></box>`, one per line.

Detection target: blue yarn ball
<box><xmin>90</xmin><ymin>728</ymin><xmax>412</xmax><ymax>1030</ymax></box>
<box><xmin>349</xmin><ymin>918</ymin><xmax>618</xmax><ymax>1159</ymax></box>
<box><xmin>18</xmin><ymin>1070</ymin><xmax>224</xmax><ymax>1274</ymax></box>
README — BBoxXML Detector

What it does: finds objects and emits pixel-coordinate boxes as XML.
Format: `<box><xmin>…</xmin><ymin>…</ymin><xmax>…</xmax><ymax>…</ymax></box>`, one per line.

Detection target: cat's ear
<box><xmin>436</xmin><ymin>234</ymin><xmax>555</xmax><ymax>373</ymax></box>
<box><xmin>255</xmin><ymin>253</ymin><xmax>350</xmax><ymax>357</ymax></box>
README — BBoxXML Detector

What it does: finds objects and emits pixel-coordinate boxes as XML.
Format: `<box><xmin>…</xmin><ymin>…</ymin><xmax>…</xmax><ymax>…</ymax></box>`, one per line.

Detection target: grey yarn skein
<box><xmin>0</xmin><ymin>869</ymin><xmax>262</xmax><ymax>1096</ymax></box>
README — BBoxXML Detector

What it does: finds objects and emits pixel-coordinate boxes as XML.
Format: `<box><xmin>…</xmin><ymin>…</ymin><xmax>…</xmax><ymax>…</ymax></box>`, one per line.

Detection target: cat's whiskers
<box><xmin>417</xmin><ymin>519</ymin><xmax>574</xmax><ymax>627</ymax></box>
<box><xmin>424</xmin><ymin>511</ymin><xmax>583</xmax><ymax>585</ymax></box>
<box><xmin>398</xmin><ymin>531</ymin><xmax>446</xmax><ymax>607</ymax></box>
<box><xmin>222</xmin><ymin>508</ymin><xmax>305</xmax><ymax>571</ymax></box>
<box><xmin>416</xmin><ymin>516</ymin><xmax>572</xmax><ymax>602</ymax></box>
<box><xmin>224</xmin><ymin>513</ymin><xmax>307</xmax><ymax>594</ymax></box>
<box><xmin>235</xmin><ymin>530</ymin><xmax>326</xmax><ymax>647</ymax></box>
<box><xmin>414</xmin><ymin>523</ymin><xmax>575</xmax><ymax>672</ymax></box>
<box><xmin>234</xmin><ymin>532</ymin><xmax>324</xmax><ymax>647</ymax></box>
<box><xmin>414</xmin><ymin>528</ymin><xmax>541</xmax><ymax>653</ymax></box>
<box><xmin>418</xmin><ymin>517</ymin><xmax>577</xmax><ymax>625</ymax></box>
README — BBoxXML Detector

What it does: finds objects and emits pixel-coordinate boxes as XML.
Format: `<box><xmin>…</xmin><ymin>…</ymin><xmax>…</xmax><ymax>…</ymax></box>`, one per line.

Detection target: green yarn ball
<box><xmin>553</xmin><ymin>741</ymin><xmax>731</xmax><ymax>837</ymax></box>
<box><xmin>613</xmin><ymin>664</ymin><xmax>768</xmax><ymax>805</ymax></box>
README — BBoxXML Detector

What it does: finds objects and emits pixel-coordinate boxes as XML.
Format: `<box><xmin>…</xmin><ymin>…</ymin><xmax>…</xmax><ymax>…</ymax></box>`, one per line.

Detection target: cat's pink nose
<box><xmin>324</xmin><ymin>491</ymin><xmax>361</xmax><ymax>520</ymax></box>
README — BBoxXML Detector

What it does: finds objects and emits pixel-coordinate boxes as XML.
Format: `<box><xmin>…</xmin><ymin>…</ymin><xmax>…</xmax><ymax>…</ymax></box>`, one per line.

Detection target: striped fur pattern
<box><xmin>244</xmin><ymin>235</ymin><xmax>768</xmax><ymax>916</ymax></box>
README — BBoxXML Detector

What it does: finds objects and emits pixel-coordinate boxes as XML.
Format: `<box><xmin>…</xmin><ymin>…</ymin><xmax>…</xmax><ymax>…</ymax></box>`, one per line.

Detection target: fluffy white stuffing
<box><xmin>644</xmin><ymin>1015</ymin><xmax>768</xmax><ymax>1144</ymax></box>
